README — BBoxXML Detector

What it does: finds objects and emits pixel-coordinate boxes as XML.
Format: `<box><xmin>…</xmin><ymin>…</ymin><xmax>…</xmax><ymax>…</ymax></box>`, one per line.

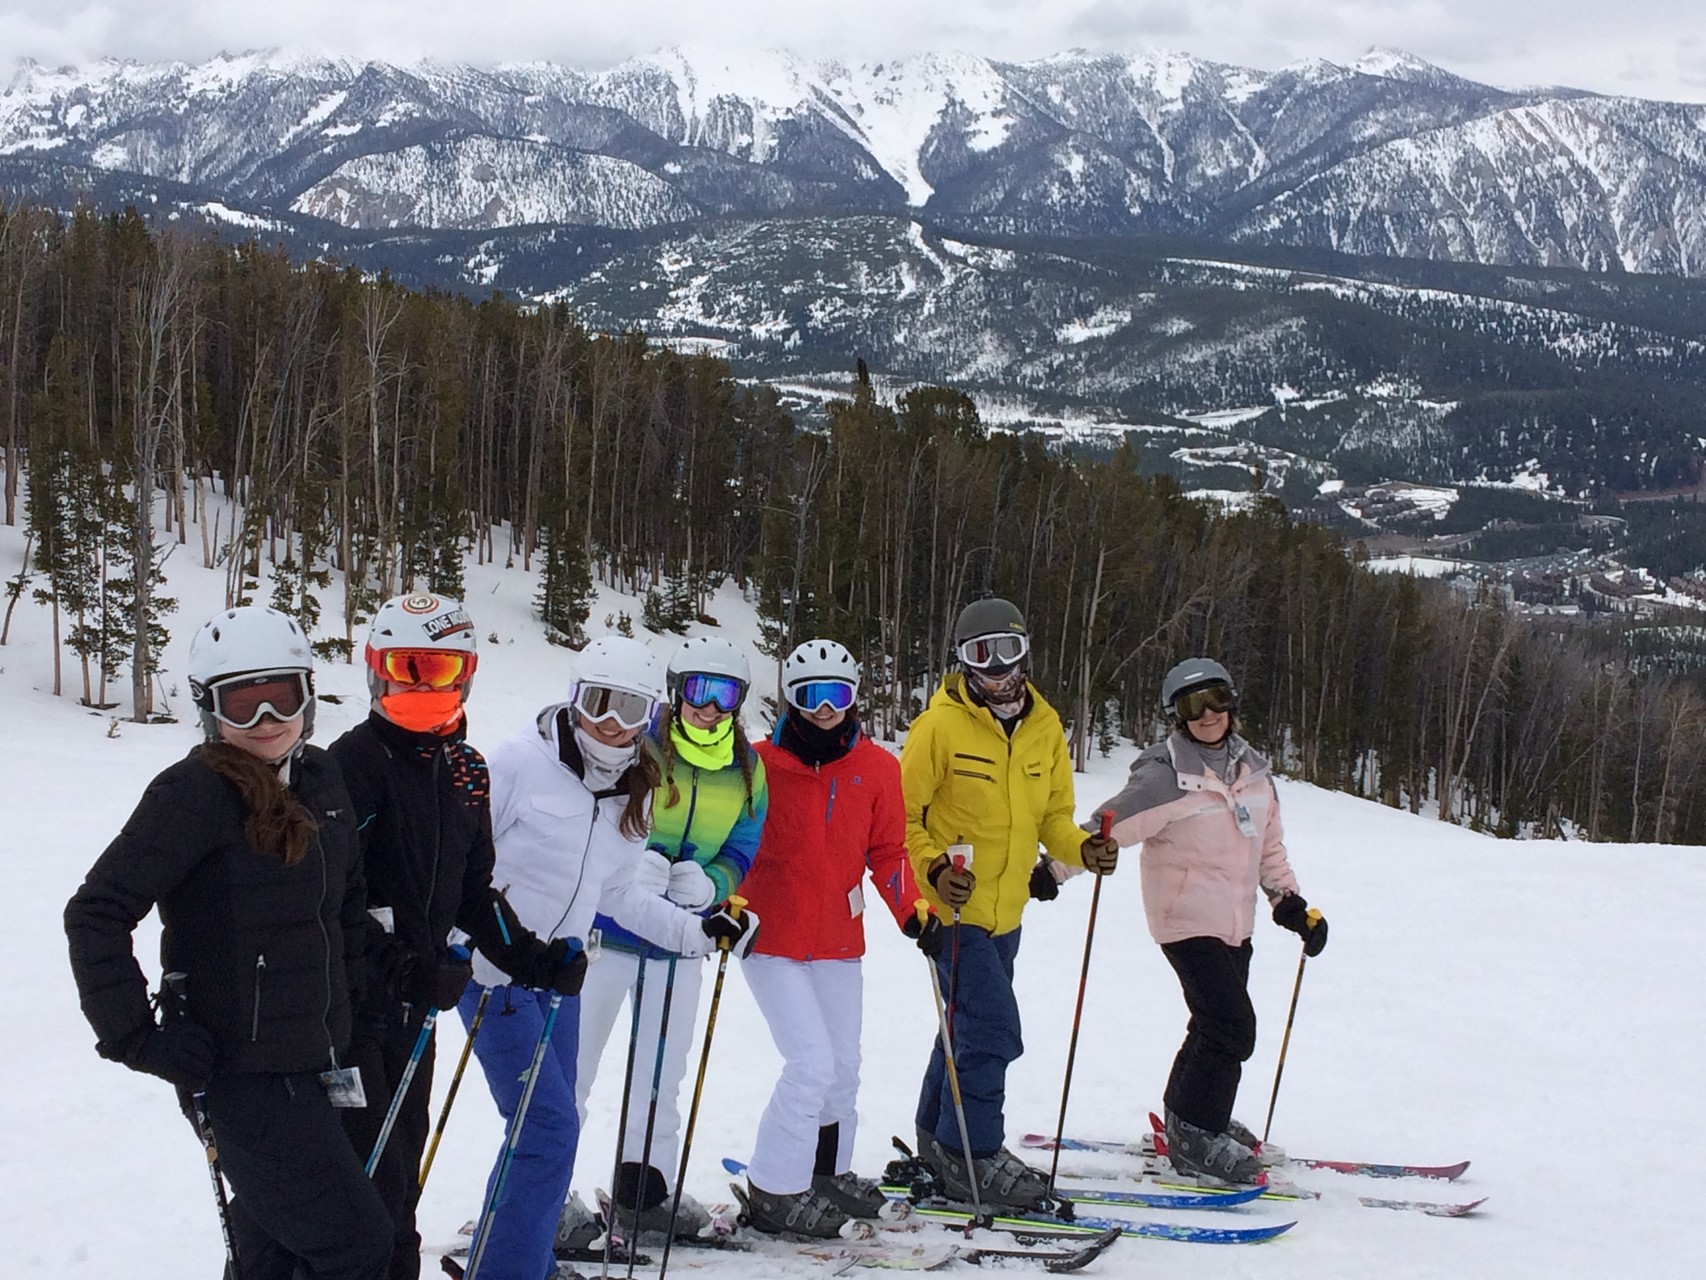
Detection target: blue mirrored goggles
<box><xmin>786</xmin><ymin>678</ymin><xmax>857</xmax><ymax>714</ymax></box>
<box><xmin>678</xmin><ymin>672</ymin><xmax>746</xmax><ymax>713</ymax></box>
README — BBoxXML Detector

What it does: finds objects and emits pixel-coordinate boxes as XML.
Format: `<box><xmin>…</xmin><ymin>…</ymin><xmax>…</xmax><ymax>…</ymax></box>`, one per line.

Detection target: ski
<box><xmin>1358</xmin><ymin>1195</ymin><xmax>1488</xmax><ymax>1217</ymax></box>
<box><xmin>1020</xmin><ymin>1126</ymin><xmax>1471</xmax><ymax>1181</ymax></box>
<box><xmin>722</xmin><ymin>1154</ymin><xmax>1260</xmax><ymax>1213</ymax></box>
<box><xmin>905</xmin><ymin>1200</ymin><xmax>1295</xmax><ymax>1246</ymax></box>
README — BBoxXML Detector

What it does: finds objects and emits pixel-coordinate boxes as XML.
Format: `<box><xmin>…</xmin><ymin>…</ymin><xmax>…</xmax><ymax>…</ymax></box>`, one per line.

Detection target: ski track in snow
<box><xmin>2</xmin><ymin>501</ymin><xmax>1703</xmax><ymax>1278</ymax></box>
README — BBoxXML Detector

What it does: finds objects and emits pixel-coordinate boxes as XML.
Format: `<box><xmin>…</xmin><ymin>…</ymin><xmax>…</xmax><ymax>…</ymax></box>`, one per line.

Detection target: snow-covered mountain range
<box><xmin>5</xmin><ymin>46</ymin><xmax>1706</xmax><ymax>275</ymax></box>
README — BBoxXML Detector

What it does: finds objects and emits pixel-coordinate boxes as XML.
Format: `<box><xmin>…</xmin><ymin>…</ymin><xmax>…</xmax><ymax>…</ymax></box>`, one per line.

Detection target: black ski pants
<box><xmin>343</xmin><ymin>1008</ymin><xmax>438</xmax><ymax>1280</ymax></box>
<box><xmin>202</xmin><ymin>1070</ymin><xmax>391</xmax><ymax>1280</ymax></box>
<box><xmin>1160</xmin><ymin>936</ymin><xmax>1256</xmax><ymax>1135</ymax></box>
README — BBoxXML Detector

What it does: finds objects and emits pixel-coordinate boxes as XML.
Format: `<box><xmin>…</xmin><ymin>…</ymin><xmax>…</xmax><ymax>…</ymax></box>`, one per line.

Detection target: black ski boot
<box><xmin>914</xmin><ymin>1128</ymin><xmax>1052</xmax><ymax>1211</ymax></box>
<box><xmin>1165</xmin><ymin>1109</ymin><xmax>1264</xmax><ymax>1184</ymax></box>
<box><xmin>812</xmin><ymin>1170</ymin><xmax>888</xmax><ymax>1218</ymax></box>
<box><xmin>741</xmin><ymin>1180</ymin><xmax>851</xmax><ymax>1239</ymax></box>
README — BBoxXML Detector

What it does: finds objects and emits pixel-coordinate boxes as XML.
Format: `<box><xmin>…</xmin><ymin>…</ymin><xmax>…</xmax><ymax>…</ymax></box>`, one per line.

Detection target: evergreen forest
<box><xmin>3</xmin><ymin>201</ymin><xmax>1705</xmax><ymax>843</ymax></box>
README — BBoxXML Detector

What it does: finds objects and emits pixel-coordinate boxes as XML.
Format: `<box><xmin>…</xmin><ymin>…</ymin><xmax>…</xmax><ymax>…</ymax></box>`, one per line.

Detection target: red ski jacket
<box><xmin>744</xmin><ymin>729</ymin><xmax>920</xmax><ymax>961</ymax></box>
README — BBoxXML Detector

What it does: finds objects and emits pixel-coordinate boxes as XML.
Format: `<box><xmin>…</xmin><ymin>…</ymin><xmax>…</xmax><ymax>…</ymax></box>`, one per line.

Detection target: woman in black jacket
<box><xmin>65</xmin><ymin>605</ymin><xmax>390</xmax><ymax>1280</ymax></box>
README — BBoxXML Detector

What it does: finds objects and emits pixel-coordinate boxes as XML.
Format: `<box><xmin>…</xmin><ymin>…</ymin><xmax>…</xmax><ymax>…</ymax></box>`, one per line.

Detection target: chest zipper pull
<box><xmin>251</xmin><ymin>953</ymin><xmax>268</xmax><ymax>1041</ymax></box>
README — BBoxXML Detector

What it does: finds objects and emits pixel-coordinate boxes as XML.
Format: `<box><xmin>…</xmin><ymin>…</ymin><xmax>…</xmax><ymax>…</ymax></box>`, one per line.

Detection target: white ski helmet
<box><xmin>187</xmin><ymin>605</ymin><xmax>315</xmax><ymax>740</ymax></box>
<box><xmin>783</xmin><ymin>639</ymin><xmax>860</xmax><ymax>698</ymax></box>
<box><xmin>574</xmin><ymin>636</ymin><xmax>667</xmax><ymax>704</ymax></box>
<box><xmin>666</xmin><ymin>635</ymin><xmax>751</xmax><ymax>701</ymax></box>
<box><xmin>365</xmin><ymin>593</ymin><xmax>478</xmax><ymax>700</ymax></box>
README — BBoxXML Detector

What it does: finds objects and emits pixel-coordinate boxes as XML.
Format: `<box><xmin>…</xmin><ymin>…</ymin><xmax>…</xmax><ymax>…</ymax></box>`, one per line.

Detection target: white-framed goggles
<box><xmin>956</xmin><ymin>632</ymin><xmax>1029</xmax><ymax>670</ymax></box>
<box><xmin>572</xmin><ymin>683</ymin><xmax>658</xmax><ymax>732</ymax></box>
<box><xmin>205</xmin><ymin>669</ymin><xmax>311</xmax><ymax>729</ymax></box>
<box><xmin>785</xmin><ymin>678</ymin><xmax>857</xmax><ymax>714</ymax></box>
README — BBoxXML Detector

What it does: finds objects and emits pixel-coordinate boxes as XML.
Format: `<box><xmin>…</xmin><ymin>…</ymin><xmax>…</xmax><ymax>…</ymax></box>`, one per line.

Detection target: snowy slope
<box><xmin>4</xmin><ymin>500</ymin><xmax>1704</xmax><ymax>1279</ymax></box>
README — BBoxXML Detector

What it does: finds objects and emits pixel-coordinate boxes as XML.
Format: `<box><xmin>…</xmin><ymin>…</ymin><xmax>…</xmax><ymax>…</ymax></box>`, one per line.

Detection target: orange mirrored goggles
<box><xmin>366</xmin><ymin>646</ymin><xmax>477</xmax><ymax>690</ymax></box>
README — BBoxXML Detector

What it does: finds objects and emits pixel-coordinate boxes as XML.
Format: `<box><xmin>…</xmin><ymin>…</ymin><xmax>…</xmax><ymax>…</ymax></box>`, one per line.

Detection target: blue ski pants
<box><xmin>915</xmin><ymin>924</ymin><xmax>1023</xmax><ymax>1157</ymax></box>
<box><xmin>460</xmin><ymin>984</ymin><xmax>581</xmax><ymax>1280</ymax></box>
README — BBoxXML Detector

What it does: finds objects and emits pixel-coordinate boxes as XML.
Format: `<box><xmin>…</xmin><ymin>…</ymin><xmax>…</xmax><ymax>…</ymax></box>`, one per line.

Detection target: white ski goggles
<box><xmin>957</xmin><ymin>632</ymin><xmax>1028</xmax><ymax>670</ymax></box>
<box><xmin>205</xmin><ymin>669</ymin><xmax>311</xmax><ymax>729</ymax></box>
<box><xmin>572</xmin><ymin>683</ymin><xmax>658</xmax><ymax>732</ymax></box>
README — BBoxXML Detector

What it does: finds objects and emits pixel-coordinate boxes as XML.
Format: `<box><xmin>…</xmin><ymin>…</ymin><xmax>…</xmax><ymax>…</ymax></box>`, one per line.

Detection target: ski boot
<box><xmin>1164</xmin><ymin>1109</ymin><xmax>1264</xmax><ymax>1184</ymax></box>
<box><xmin>915</xmin><ymin>1128</ymin><xmax>1052</xmax><ymax>1211</ymax></box>
<box><xmin>1224</xmin><ymin>1116</ymin><xmax>1286</xmax><ymax>1167</ymax></box>
<box><xmin>740</xmin><ymin>1180</ymin><xmax>852</xmax><ymax>1239</ymax></box>
<box><xmin>553</xmin><ymin>1191</ymin><xmax>601</xmax><ymax>1258</ymax></box>
<box><xmin>608</xmin><ymin>1162</ymin><xmax>713</xmax><ymax>1241</ymax></box>
<box><xmin>812</xmin><ymin>1170</ymin><xmax>889</xmax><ymax>1218</ymax></box>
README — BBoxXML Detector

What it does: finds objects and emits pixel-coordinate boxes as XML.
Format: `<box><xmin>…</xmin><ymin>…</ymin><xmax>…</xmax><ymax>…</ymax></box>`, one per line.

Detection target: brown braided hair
<box><xmin>658</xmin><ymin>708</ymin><xmax>757</xmax><ymax>817</ymax></box>
<box><xmin>197</xmin><ymin>742</ymin><xmax>316</xmax><ymax>867</ymax></box>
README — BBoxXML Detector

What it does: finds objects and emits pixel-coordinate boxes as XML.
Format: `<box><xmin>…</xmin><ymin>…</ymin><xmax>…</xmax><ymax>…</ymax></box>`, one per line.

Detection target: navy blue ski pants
<box><xmin>459</xmin><ymin>983</ymin><xmax>581</xmax><ymax>1280</ymax></box>
<box><xmin>916</xmin><ymin>924</ymin><xmax>1023</xmax><ymax>1157</ymax></box>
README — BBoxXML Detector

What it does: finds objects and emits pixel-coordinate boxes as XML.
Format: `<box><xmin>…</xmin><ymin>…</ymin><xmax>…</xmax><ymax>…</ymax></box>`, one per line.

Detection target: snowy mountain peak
<box><xmin>1353</xmin><ymin>47</ymin><xmax>1455</xmax><ymax>83</ymax></box>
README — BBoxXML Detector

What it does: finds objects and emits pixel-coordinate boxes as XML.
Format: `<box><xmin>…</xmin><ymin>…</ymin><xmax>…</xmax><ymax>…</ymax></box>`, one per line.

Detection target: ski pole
<box><xmin>162</xmin><ymin>972</ymin><xmax>240</xmax><ymax>1280</ymax></box>
<box><xmin>943</xmin><ymin>842</ymin><xmax>972</xmax><ymax>1028</ymax></box>
<box><xmin>366</xmin><ymin>1007</ymin><xmax>437</xmax><ymax>1177</ymax></box>
<box><xmin>419</xmin><ymin>985</ymin><xmax>491</xmax><ymax>1190</ymax></box>
<box><xmin>658</xmin><ymin>895</ymin><xmax>746</xmax><ymax>1280</ymax></box>
<box><xmin>464</xmin><ymin>941</ymin><xmax>580</xmax><ymax>1280</ymax></box>
<box><xmin>600</xmin><ymin>954</ymin><xmax>650</xmax><ymax>1280</ymax></box>
<box><xmin>920</xmin><ymin>899</ymin><xmax>987</xmax><ymax>1231</ymax></box>
<box><xmin>1046</xmin><ymin>810</ymin><xmax>1112</xmax><ymax>1198</ymax></box>
<box><xmin>1262</xmin><ymin>920</ymin><xmax>1317</xmax><ymax>1145</ymax></box>
<box><xmin>625</xmin><ymin>953</ymin><xmax>681</xmax><ymax>1280</ymax></box>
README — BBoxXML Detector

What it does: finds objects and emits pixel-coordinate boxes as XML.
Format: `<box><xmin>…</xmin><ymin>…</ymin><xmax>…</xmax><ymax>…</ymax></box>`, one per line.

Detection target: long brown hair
<box><xmin>620</xmin><ymin>739</ymin><xmax>663</xmax><ymax>841</ymax></box>
<box><xmin>198</xmin><ymin>742</ymin><xmax>316</xmax><ymax>867</ymax></box>
<box><xmin>657</xmin><ymin>709</ymin><xmax>756</xmax><ymax>816</ymax></box>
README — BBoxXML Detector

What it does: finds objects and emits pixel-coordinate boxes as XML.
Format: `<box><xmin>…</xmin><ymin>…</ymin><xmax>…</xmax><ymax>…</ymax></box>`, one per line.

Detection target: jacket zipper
<box><xmin>251</xmin><ymin>953</ymin><xmax>267</xmax><ymax>1041</ymax></box>
<box><xmin>316</xmin><ymin>830</ymin><xmax>335</xmax><ymax>1061</ymax></box>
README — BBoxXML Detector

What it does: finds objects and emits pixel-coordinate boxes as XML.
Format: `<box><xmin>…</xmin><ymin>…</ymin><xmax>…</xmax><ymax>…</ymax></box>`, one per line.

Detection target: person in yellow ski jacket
<box><xmin>899</xmin><ymin>597</ymin><xmax>1118</xmax><ymax>1212</ymax></box>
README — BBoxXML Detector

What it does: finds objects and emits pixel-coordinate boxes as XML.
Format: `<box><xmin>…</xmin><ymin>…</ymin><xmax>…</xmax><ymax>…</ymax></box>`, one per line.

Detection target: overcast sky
<box><xmin>2</xmin><ymin>0</ymin><xmax>1702</xmax><ymax>104</ymax></box>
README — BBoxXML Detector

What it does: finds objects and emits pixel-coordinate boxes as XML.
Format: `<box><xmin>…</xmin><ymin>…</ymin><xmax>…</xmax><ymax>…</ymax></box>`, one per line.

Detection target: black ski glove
<box><xmin>903</xmin><ymin>909</ymin><xmax>947</xmax><ymax>959</ymax></box>
<box><xmin>1273</xmin><ymin>893</ymin><xmax>1329</xmax><ymax>957</ymax></box>
<box><xmin>1029</xmin><ymin>858</ymin><xmax>1060</xmax><ymax>901</ymax></box>
<box><xmin>518</xmin><ymin>938</ymin><xmax>588</xmax><ymax>996</ymax></box>
<box><xmin>123</xmin><ymin>1019</ymin><xmax>217</xmax><ymax>1091</ymax></box>
<box><xmin>701</xmin><ymin>904</ymin><xmax>760</xmax><ymax>958</ymax></box>
<box><xmin>425</xmin><ymin>944</ymin><xmax>474</xmax><ymax>1011</ymax></box>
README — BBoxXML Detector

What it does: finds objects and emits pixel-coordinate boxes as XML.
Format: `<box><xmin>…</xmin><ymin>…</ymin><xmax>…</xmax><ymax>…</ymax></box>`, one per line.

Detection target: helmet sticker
<box><xmin>423</xmin><ymin>607</ymin><xmax>474</xmax><ymax>642</ymax></box>
<box><xmin>400</xmin><ymin>594</ymin><xmax>441</xmax><ymax>615</ymax></box>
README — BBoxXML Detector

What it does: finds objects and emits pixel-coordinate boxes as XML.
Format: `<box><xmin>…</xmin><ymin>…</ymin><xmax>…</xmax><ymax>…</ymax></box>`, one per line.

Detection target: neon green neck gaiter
<box><xmin>671</xmin><ymin>716</ymin><xmax>736</xmax><ymax>771</ymax></box>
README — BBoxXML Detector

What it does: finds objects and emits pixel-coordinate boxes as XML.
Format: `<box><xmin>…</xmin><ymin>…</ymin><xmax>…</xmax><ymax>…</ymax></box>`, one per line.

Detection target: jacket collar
<box><xmin>1167</xmin><ymin>731</ymin><xmax>1266</xmax><ymax>791</ymax></box>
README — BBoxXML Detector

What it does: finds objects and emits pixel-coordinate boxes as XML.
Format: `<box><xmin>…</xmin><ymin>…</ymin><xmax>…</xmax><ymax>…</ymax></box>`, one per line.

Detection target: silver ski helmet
<box><xmin>1160</xmin><ymin>658</ymin><xmax>1237</xmax><ymax>724</ymax></box>
<box><xmin>187</xmin><ymin>605</ymin><xmax>316</xmax><ymax>741</ymax></box>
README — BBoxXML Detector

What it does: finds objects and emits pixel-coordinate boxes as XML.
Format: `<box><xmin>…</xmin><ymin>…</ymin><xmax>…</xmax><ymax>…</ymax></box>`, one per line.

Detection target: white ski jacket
<box><xmin>471</xmin><ymin>713</ymin><xmax>711</xmax><ymax>988</ymax></box>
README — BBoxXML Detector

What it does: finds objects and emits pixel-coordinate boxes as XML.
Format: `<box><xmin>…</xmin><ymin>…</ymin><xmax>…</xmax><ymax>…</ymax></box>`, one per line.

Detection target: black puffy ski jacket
<box><xmin>64</xmin><ymin>745</ymin><xmax>366</xmax><ymax>1075</ymax></box>
<box><xmin>328</xmin><ymin>712</ymin><xmax>544</xmax><ymax>1014</ymax></box>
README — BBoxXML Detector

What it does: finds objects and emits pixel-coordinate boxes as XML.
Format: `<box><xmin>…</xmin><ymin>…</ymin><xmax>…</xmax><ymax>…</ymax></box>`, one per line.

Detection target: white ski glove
<box><xmin>632</xmin><ymin>850</ymin><xmax>672</xmax><ymax>897</ymax></box>
<box><xmin>666</xmin><ymin>859</ymin><xmax>718</xmax><ymax>911</ymax></box>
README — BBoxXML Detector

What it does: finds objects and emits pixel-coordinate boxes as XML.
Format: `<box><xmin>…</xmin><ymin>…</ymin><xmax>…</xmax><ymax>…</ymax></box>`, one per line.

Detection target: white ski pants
<box><xmin>575</xmin><ymin>949</ymin><xmax>704</xmax><ymax>1190</ymax></box>
<box><xmin>743</xmin><ymin>955</ymin><xmax>863</xmax><ymax>1195</ymax></box>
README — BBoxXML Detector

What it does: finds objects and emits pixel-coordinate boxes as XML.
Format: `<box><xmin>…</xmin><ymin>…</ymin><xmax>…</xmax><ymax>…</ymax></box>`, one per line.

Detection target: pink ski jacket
<box><xmin>1092</xmin><ymin>732</ymin><xmax>1299</xmax><ymax>947</ymax></box>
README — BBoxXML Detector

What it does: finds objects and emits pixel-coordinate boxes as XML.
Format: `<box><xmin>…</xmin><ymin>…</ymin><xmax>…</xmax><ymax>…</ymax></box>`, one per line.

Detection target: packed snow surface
<box><xmin>2</xmin><ymin>502</ymin><xmax>1702</xmax><ymax>1278</ymax></box>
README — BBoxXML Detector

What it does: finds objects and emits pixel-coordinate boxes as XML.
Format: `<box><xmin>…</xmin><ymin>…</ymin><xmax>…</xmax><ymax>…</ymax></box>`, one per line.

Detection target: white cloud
<box><xmin>0</xmin><ymin>0</ymin><xmax>1701</xmax><ymax>104</ymax></box>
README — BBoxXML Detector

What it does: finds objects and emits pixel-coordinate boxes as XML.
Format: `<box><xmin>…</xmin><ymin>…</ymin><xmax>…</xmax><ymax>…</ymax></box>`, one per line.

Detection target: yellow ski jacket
<box><xmin>900</xmin><ymin>674</ymin><xmax>1087</xmax><ymax>935</ymax></box>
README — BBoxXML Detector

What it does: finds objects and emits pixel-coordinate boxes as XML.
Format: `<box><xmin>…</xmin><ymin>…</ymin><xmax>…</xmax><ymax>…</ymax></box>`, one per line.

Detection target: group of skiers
<box><xmin>64</xmin><ymin>589</ymin><xmax>1329</xmax><ymax>1280</ymax></box>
